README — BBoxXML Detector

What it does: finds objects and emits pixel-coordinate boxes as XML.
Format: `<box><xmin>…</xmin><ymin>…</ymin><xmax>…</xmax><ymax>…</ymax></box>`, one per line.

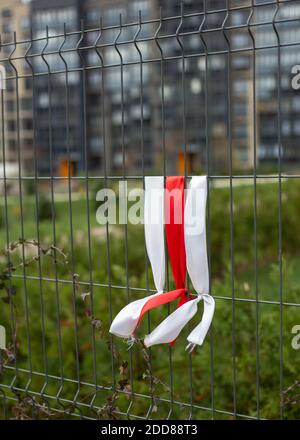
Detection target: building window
<box><xmin>7</xmin><ymin>120</ymin><xmax>16</xmax><ymax>131</ymax></box>
<box><xmin>22</xmin><ymin>119</ymin><xmax>33</xmax><ymax>131</ymax></box>
<box><xmin>238</xmin><ymin>148</ymin><xmax>249</xmax><ymax>163</ymax></box>
<box><xmin>21</xmin><ymin>98</ymin><xmax>32</xmax><ymax>111</ymax></box>
<box><xmin>2</xmin><ymin>22</ymin><xmax>12</xmax><ymax>33</ymax></box>
<box><xmin>282</xmin><ymin>120</ymin><xmax>291</xmax><ymax>136</ymax></box>
<box><xmin>190</xmin><ymin>78</ymin><xmax>202</xmax><ymax>94</ymax></box>
<box><xmin>104</xmin><ymin>7</ymin><xmax>126</xmax><ymax>26</ymax></box>
<box><xmin>24</xmin><ymin>78</ymin><xmax>32</xmax><ymax>91</ymax></box>
<box><xmin>6</xmin><ymin>100</ymin><xmax>15</xmax><ymax>112</ymax></box>
<box><xmin>21</xmin><ymin>16</ymin><xmax>30</xmax><ymax>31</ymax></box>
<box><xmin>292</xmin><ymin>96</ymin><xmax>300</xmax><ymax>111</ymax></box>
<box><xmin>232</xmin><ymin>33</ymin><xmax>249</xmax><ymax>48</ymax></box>
<box><xmin>235</xmin><ymin>125</ymin><xmax>248</xmax><ymax>139</ymax></box>
<box><xmin>7</xmin><ymin>139</ymin><xmax>16</xmax><ymax>150</ymax></box>
<box><xmin>2</xmin><ymin>9</ymin><xmax>12</xmax><ymax>18</ymax></box>
<box><xmin>231</xmin><ymin>11</ymin><xmax>244</xmax><ymax>26</ymax></box>
<box><xmin>234</xmin><ymin>103</ymin><xmax>247</xmax><ymax>117</ymax></box>
<box><xmin>293</xmin><ymin>121</ymin><xmax>300</xmax><ymax>135</ymax></box>
<box><xmin>130</xmin><ymin>1</ymin><xmax>149</xmax><ymax>17</ymax></box>
<box><xmin>6</xmin><ymin>81</ymin><xmax>14</xmax><ymax>92</ymax></box>
<box><xmin>233</xmin><ymin>79</ymin><xmax>248</xmax><ymax>95</ymax></box>
<box><xmin>86</xmin><ymin>8</ymin><xmax>99</xmax><ymax>24</ymax></box>
<box><xmin>259</xmin><ymin>76</ymin><xmax>276</xmax><ymax>91</ymax></box>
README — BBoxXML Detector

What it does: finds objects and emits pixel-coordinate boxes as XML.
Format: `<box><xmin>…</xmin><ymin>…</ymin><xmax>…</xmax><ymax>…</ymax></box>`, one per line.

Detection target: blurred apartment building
<box><xmin>227</xmin><ymin>0</ymin><xmax>300</xmax><ymax>171</ymax></box>
<box><xmin>155</xmin><ymin>0</ymin><xmax>230</xmax><ymax>174</ymax></box>
<box><xmin>82</xmin><ymin>0</ymin><xmax>158</xmax><ymax>173</ymax></box>
<box><xmin>255</xmin><ymin>0</ymin><xmax>300</xmax><ymax>168</ymax></box>
<box><xmin>31</xmin><ymin>0</ymin><xmax>83</xmax><ymax>175</ymax></box>
<box><xmin>84</xmin><ymin>0</ymin><xmax>230</xmax><ymax>174</ymax></box>
<box><xmin>0</xmin><ymin>0</ymin><xmax>32</xmax><ymax>171</ymax></box>
<box><xmin>29</xmin><ymin>0</ymin><xmax>158</xmax><ymax>175</ymax></box>
<box><xmin>1</xmin><ymin>0</ymin><xmax>300</xmax><ymax>176</ymax></box>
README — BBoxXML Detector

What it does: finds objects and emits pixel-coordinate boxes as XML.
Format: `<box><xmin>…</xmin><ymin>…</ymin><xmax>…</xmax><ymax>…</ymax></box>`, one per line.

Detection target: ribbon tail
<box><xmin>110</xmin><ymin>288</ymin><xmax>187</xmax><ymax>339</ymax></box>
<box><xmin>144</xmin><ymin>297</ymin><xmax>200</xmax><ymax>347</ymax></box>
<box><xmin>186</xmin><ymin>294</ymin><xmax>215</xmax><ymax>349</ymax></box>
<box><xmin>169</xmin><ymin>293</ymin><xmax>191</xmax><ymax>346</ymax></box>
<box><xmin>109</xmin><ymin>292</ymin><xmax>162</xmax><ymax>338</ymax></box>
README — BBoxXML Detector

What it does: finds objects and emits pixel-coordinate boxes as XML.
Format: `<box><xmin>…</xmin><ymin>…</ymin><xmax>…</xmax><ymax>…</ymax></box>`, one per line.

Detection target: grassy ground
<box><xmin>0</xmin><ymin>179</ymin><xmax>299</xmax><ymax>419</ymax></box>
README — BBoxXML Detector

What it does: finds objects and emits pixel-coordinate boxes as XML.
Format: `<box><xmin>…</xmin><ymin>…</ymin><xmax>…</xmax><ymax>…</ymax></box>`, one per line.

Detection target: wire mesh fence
<box><xmin>0</xmin><ymin>0</ymin><xmax>300</xmax><ymax>420</ymax></box>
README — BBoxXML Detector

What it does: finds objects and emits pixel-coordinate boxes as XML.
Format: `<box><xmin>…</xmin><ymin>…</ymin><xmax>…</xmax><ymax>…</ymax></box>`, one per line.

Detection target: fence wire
<box><xmin>0</xmin><ymin>0</ymin><xmax>300</xmax><ymax>420</ymax></box>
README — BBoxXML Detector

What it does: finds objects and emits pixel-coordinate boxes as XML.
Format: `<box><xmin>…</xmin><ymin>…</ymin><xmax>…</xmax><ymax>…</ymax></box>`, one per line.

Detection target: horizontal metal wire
<box><xmin>2</xmin><ymin>174</ymin><xmax>300</xmax><ymax>181</ymax></box>
<box><xmin>0</xmin><ymin>0</ymin><xmax>297</xmax><ymax>48</ymax></box>
<box><xmin>0</xmin><ymin>376</ymin><xmax>263</xmax><ymax>420</ymax></box>
<box><xmin>8</xmin><ymin>274</ymin><xmax>300</xmax><ymax>308</ymax></box>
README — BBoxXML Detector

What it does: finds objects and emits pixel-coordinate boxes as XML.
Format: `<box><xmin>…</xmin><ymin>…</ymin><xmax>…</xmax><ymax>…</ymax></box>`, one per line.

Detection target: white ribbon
<box><xmin>185</xmin><ymin>176</ymin><xmax>214</xmax><ymax>351</ymax></box>
<box><xmin>144</xmin><ymin>176</ymin><xmax>165</xmax><ymax>293</ymax></box>
<box><xmin>144</xmin><ymin>297</ymin><xmax>201</xmax><ymax>347</ymax></box>
<box><xmin>185</xmin><ymin>294</ymin><xmax>215</xmax><ymax>351</ymax></box>
<box><xmin>109</xmin><ymin>176</ymin><xmax>165</xmax><ymax>339</ymax></box>
<box><xmin>144</xmin><ymin>176</ymin><xmax>215</xmax><ymax>350</ymax></box>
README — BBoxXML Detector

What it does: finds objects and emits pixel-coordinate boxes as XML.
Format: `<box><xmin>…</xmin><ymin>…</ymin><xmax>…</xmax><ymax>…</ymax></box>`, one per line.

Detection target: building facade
<box><xmin>31</xmin><ymin>0</ymin><xmax>83</xmax><ymax>175</ymax></box>
<box><xmin>1</xmin><ymin>0</ymin><xmax>300</xmax><ymax>176</ymax></box>
<box><xmin>0</xmin><ymin>0</ymin><xmax>32</xmax><ymax>171</ymax></box>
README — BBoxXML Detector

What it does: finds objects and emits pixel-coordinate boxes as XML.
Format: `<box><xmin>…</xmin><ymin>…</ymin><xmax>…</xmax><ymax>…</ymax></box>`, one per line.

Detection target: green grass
<box><xmin>0</xmin><ymin>179</ymin><xmax>300</xmax><ymax>419</ymax></box>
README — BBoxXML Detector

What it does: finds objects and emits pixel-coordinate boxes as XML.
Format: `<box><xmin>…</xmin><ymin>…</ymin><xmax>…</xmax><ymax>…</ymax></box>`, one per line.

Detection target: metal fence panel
<box><xmin>0</xmin><ymin>0</ymin><xmax>300</xmax><ymax>420</ymax></box>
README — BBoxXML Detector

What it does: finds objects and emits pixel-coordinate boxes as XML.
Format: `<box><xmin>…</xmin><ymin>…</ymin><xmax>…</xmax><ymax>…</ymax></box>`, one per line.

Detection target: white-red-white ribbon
<box><xmin>110</xmin><ymin>176</ymin><xmax>189</xmax><ymax>341</ymax></box>
<box><xmin>110</xmin><ymin>175</ymin><xmax>214</xmax><ymax>350</ymax></box>
<box><xmin>144</xmin><ymin>176</ymin><xmax>215</xmax><ymax>350</ymax></box>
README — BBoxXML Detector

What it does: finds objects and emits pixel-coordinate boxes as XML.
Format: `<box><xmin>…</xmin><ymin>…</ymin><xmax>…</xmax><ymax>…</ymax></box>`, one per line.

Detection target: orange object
<box><xmin>59</xmin><ymin>159</ymin><xmax>74</xmax><ymax>177</ymax></box>
<box><xmin>177</xmin><ymin>151</ymin><xmax>191</xmax><ymax>175</ymax></box>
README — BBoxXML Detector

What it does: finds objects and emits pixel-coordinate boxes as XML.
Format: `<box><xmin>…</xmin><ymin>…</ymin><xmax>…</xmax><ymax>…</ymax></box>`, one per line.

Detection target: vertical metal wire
<box><xmin>222</xmin><ymin>3</ymin><xmax>237</xmax><ymax>417</ymax></box>
<box><xmin>77</xmin><ymin>20</ymin><xmax>99</xmax><ymax>414</ymax></box>
<box><xmin>134</xmin><ymin>10</ymin><xmax>155</xmax><ymax>418</ymax></box>
<box><xmin>176</xmin><ymin>3</ymin><xmax>187</xmax><ymax>177</ymax></box>
<box><xmin>39</xmin><ymin>26</ymin><xmax>65</xmax><ymax>412</ymax></box>
<box><xmin>33</xmin><ymin>29</ymin><xmax>49</xmax><ymax>401</ymax></box>
<box><xmin>199</xmin><ymin>3</ymin><xmax>215</xmax><ymax>420</ymax></box>
<box><xmin>0</xmin><ymin>389</ymin><xmax>7</xmax><ymax>419</ymax></box>
<box><xmin>272</xmin><ymin>3</ymin><xmax>284</xmax><ymax>419</ymax></box>
<box><xmin>8</xmin><ymin>33</ymin><xmax>33</xmax><ymax>394</ymax></box>
<box><xmin>58</xmin><ymin>23</ymin><xmax>81</xmax><ymax>412</ymax></box>
<box><xmin>154</xmin><ymin>7</ymin><xmax>175</xmax><ymax>418</ymax></box>
<box><xmin>0</xmin><ymin>42</ymin><xmax>19</xmax><ymax>396</ymax></box>
<box><xmin>155</xmin><ymin>8</ymin><xmax>166</xmax><ymax>178</ymax></box>
<box><xmin>114</xmin><ymin>14</ymin><xmax>134</xmax><ymax>414</ymax></box>
<box><xmin>176</xmin><ymin>2</ymin><xmax>194</xmax><ymax>419</ymax></box>
<box><xmin>94</xmin><ymin>17</ymin><xmax>115</xmax><ymax>391</ymax></box>
<box><xmin>248</xmin><ymin>5</ymin><xmax>260</xmax><ymax>419</ymax></box>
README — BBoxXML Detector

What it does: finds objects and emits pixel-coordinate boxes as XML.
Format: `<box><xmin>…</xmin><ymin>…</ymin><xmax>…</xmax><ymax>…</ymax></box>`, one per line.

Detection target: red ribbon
<box><xmin>134</xmin><ymin>176</ymin><xmax>188</xmax><ymax>341</ymax></box>
<box><xmin>136</xmin><ymin>287</ymin><xmax>187</xmax><ymax>330</ymax></box>
<box><xmin>165</xmin><ymin>176</ymin><xmax>189</xmax><ymax>344</ymax></box>
<box><xmin>165</xmin><ymin>176</ymin><xmax>188</xmax><ymax>298</ymax></box>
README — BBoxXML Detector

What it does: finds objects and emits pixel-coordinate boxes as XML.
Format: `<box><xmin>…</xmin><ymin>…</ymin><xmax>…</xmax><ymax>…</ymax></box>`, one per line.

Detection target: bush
<box><xmin>24</xmin><ymin>179</ymin><xmax>36</xmax><ymax>196</ymax></box>
<box><xmin>0</xmin><ymin>207</ymin><xmax>3</xmax><ymax>228</ymax></box>
<box><xmin>38</xmin><ymin>195</ymin><xmax>54</xmax><ymax>222</ymax></box>
<box><xmin>1</xmin><ymin>180</ymin><xmax>300</xmax><ymax>419</ymax></box>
